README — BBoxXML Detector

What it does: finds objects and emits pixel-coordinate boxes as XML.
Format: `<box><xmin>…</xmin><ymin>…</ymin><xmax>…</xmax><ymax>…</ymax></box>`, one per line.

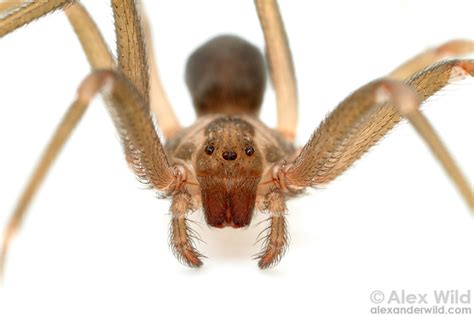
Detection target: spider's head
<box><xmin>195</xmin><ymin>117</ymin><xmax>263</xmax><ymax>228</ymax></box>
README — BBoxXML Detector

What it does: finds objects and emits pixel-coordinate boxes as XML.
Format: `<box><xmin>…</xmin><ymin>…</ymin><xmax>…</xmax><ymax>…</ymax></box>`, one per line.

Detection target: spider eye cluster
<box><xmin>204</xmin><ymin>144</ymin><xmax>255</xmax><ymax>158</ymax></box>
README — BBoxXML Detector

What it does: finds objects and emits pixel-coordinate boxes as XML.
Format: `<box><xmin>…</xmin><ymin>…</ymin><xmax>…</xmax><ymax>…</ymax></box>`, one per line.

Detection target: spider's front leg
<box><xmin>1</xmin><ymin>0</ymin><xmax>185</xmax><ymax>277</ymax></box>
<box><xmin>0</xmin><ymin>70</ymin><xmax>181</xmax><ymax>277</ymax></box>
<box><xmin>169</xmin><ymin>190</ymin><xmax>203</xmax><ymax>267</ymax></box>
<box><xmin>278</xmin><ymin>59</ymin><xmax>474</xmax><ymax>210</ymax></box>
<box><xmin>256</xmin><ymin>188</ymin><xmax>289</xmax><ymax>269</ymax></box>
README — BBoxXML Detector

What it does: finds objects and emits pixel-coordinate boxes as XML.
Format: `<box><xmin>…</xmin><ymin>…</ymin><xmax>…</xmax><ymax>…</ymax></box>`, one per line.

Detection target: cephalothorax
<box><xmin>0</xmin><ymin>0</ymin><xmax>473</xmax><ymax>273</ymax></box>
<box><xmin>164</xmin><ymin>35</ymin><xmax>296</xmax><ymax>265</ymax></box>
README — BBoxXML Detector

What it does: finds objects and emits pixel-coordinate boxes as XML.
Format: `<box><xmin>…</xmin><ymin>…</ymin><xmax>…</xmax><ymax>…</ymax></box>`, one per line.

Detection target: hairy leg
<box><xmin>169</xmin><ymin>191</ymin><xmax>203</xmax><ymax>267</ymax></box>
<box><xmin>389</xmin><ymin>39</ymin><xmax>474</xmax><ymax>80</ymax></box>
<box><xmin>67</xmin><ymin>2</ymin><xmax>181</xmax><ymax>139</ymax></box>
<box><xmin>0</xmin><ymin>70</ymin><xmax>180</xmax><ymax>277</ymax></box>
<box><xmin>1</xmin><ymin>2</ymin><xmax>114</xmax><ymax>69</ymax></box>
<box><xmin>0</xmin><ymin>0</ymin><xmax>183</xmax><ymax>278</ymax></box>
<box><xmin>2</xmin><ymin>0</ymin><xmax>155</xmax><ymax>106</ymax></box>
<box><xmin>254</xmin><ymin>0</ymin><xmax>297</xmax><ymax>141</ymax></box>
<box><xmin>0</xmin><ymin>0</ymin><xmax>71</xmax><ymax>37</ymax></box>
<box><xmin>378</xmin><ymin>78</ymin><xmax>472</xmax><ymax>208</ymax></box>
<box><xmin>256</xmin><ymin>188</ymin><xmax>288</xmax><ymax>269</ymax></box>
<box><xmin>112</xmin><ymin>0</ymin><xmax>149</xmax><ymax>103</ymax></box>
<box><xmin>276</xmin><ymin>60</ymin><xmax>474</xmax><ymax>209</ymax></box>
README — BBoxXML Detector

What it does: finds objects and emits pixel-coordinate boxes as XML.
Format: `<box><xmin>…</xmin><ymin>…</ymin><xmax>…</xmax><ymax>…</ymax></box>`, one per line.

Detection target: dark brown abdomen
<box><xmin>185</xmin><ymin>35</ymin><xmax>266</xmax><ymax>116</ymax></box>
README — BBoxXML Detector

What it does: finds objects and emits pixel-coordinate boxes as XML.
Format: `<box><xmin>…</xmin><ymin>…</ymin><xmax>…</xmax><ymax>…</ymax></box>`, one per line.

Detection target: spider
<box><xmin>0</xmin><ymin>0</ymin><xmax>473</xmax><ymax>276</ymax></box>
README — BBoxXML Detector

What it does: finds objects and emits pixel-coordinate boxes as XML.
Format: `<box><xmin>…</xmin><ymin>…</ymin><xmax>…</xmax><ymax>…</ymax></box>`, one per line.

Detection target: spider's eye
<box><xmin>244</xmin><ymin>146</ymin><xmax>255</xmax><ymax>156</ymax></box>
<box><xmin>205</xmin><ymin>145</ymin><xmax>215</xmax><ymax>155</ymax></box>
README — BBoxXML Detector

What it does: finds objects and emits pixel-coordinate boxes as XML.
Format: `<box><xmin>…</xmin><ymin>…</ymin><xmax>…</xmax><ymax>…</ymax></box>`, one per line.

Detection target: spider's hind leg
<box><xmin>388</xmin><ymin>39</ymin><xmax>474</xmax><ymax>80</ymax></box>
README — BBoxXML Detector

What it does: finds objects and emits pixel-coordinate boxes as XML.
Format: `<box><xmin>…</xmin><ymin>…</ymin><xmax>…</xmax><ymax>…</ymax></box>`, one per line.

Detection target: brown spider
<box><xmin>0</xmin><ymin>0</ymin><xmax>473</xmax><ymax>276</ymax></box>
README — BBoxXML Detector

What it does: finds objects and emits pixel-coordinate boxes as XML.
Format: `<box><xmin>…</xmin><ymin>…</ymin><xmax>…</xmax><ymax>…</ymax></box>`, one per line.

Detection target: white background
<box><xmin>0</xmin><ymin>1</ymin><xmax>473</xmax><ymax>315</ymax></box>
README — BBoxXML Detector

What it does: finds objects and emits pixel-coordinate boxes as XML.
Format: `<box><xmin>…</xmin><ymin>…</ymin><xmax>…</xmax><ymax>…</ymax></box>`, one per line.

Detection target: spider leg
<box><xmin>169</xmin><ymin>191</ymin><xmax>203</xmax><ymax>267</ymax></box>
<box><xmin>389</xmin><ymin>39</ymin><xmax>474</xmax><ymax>80</ymax></box>
<box><xmin>254</xmin><ymin>0</ymin><xmax>298</xmax><ymax>141</ymax></box>
<box><xmin>0</xmin><ymin>0</ymin><xmax>146</xmax><ymax>73</ymax></box>
<box><xmin>0</xmin><ymin>0</ymin><xmax>71</xmax><ymax>37</ymax></box>
<box><xmin>255</xmin><ymin>188</ymin><xmax>288</xmax><ymax>269</ymax></box>
<box><xmin>65</xmin><ymin>3</ymin><xmax>115</xmax><ymax>69</ymax></box>
<box><xmin>112</xmin><ymin>0</ymin><xmax>149</xmax><ymax>104</ymax></box>
<box><xmin>1</xmin><ymin>0</ymin><xmax>183</xmax><ymax>278</ymax></box>
<box><xmin>67</xmin><ymin>3</ymin><xmax>181</xmax><ymax>139</ymax></box>
<box><xmin>2</xmin><ymin>2</ymin><xmax>115</xmax><ymax>71</ymax></box>
<box><xmin>0</xmin><ymin>1</ymin><xmax>22</xmax><ymax>13</ymax></box>
<box><xmin>142</xmin><ymin>12</ymin><xmax>181</xmax><ymax>139</ymax></box>
<box><xmin>275</xmin><ymin>59</ymin><xmax>474</xmax><ymax>209</ymax></box>
<box><xmin>0</xmin><ymin>70</ymin><xmax>181</xmax><ymax>278</ymax></box>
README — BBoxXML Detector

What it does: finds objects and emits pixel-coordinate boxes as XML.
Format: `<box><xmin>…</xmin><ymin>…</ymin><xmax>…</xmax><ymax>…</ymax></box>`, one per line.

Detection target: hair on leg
<box><xmin>169</xmin><ymin>190</ymin><xmax>203</xmax><ymax>267</ymax></box>
<box><xmin>255</xmin><ymin>188</ymin><xmax>289</xmax><ymax>269</ymax></box>
<box><xmin>0</xmin><ymin>0</ymin><xmax>71</xmax><ymax>37</ymax></box>
<box><xmin>276</xmin><ymin>60</ymin><xmax>473</xmax><ymax>210</ymax></box>
<box><xmin>0</xmin><ymin>69</ymin><xmax>181</xmax><ymax>278</ymax></box>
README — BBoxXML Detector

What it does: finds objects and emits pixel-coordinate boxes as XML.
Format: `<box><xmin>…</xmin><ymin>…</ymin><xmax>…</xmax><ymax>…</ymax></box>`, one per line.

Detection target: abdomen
<box><xmin>185</xmin><ymin>35</ymin><xmax>266</xmax><ymax>117</ymax></box>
